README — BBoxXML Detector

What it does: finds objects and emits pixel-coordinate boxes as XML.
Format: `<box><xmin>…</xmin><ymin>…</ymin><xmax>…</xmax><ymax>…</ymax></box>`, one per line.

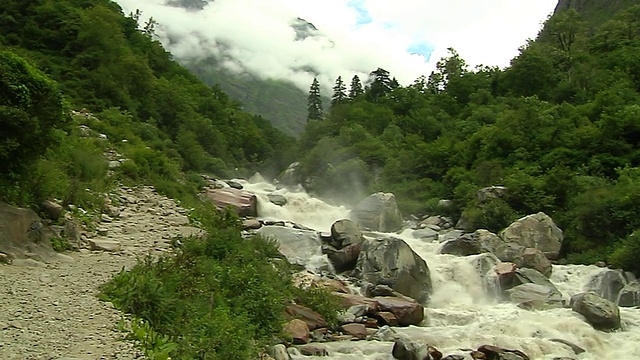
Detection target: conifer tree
<box><xmin>307</xmin><ymin>77</ymin><xmax>323</xmax><ymax>121</ymax></box>
<box><xmin>348</xmin><ymin>75</ymin><xmax>364</xmax><ymax>99</ymax></box>
<box><xmin>331</xmin><ymin>76</ymin><xmax>347</xmax><ymax>106</ymax></box>
<box><xmin>367</xmin><ymin>67</ymin><xmax>394</xmax><ymax>102</ymax></box>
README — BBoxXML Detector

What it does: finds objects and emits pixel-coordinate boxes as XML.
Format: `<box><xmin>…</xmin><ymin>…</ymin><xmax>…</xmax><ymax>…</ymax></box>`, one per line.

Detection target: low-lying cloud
<box><xmin>115</xmin><ymin>0</ymin><xmax>556</xmax><ymax>93</ymax></box>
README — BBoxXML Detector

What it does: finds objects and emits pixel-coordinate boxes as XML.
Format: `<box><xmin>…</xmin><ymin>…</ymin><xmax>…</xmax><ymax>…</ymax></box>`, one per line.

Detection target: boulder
<box><xmin>375</xmin><ymin>311</ymin><xmax>399</xmax><ymax>326</ymax></box>
<box><xmin>477</xmin><ymin>345</ymin><xmax>530</xmax><ymax>360</ymax></box>
<box><xmin>570</xmin><ymin>292</ymin><xmax>621</xmax><ymax>331</ymax></box>
<box><xmin>439</xmin><ymin>234</ymin><xmax>483</xmax><ymax>256</ymax></box>
<box><xmin>586</xmin><ymin>269</ymin><xmax>627</xmax><ymax>303</ymax></box>
<box><xmin>374</xmin><ymin>297</ymin><xmax>424</xmax><ymax>326</ymax></box>
<box><xmin>324</xmin><ymin>243</ymin><xmax>362</xmax><ymax>272</ymax></box>
<box><xmin>392</xmin><ymin>338</ymin><xmax>428</xmax><ymax>360</ymax></box>
<box><xmin>355</xmin><ymin>237</ymin><xmax>432</xmax><ymax>304</ymax></box>
<box><xmin>330</xmin><ymin>219</ymin><xmax>363</xmax><ymax>248</ymax></box>
<box><xmin>476</xmin><ymin>186</ymin><xmax>508</xmax><ymax>204</ymax></box>
<box><xmin>334</xmin><ymin>293</ymin><xmax>379</xmax><ymax>314</ymax></box>
<box><xmin>490</xmin><ymin>262</ymin><xmax>519</xmax><ymax>291</ymax></box>
<box><xmin>226</xmin><ymin>180</ymin><xmax>244</xmax><ymax>189</ymax></box>
<box><xmin>0</xmin><ymin>203</ymin><xmax>57</xmax><ymax>262</ymax></box>
<box><xmin>268</xmin><ymin>344</ymin><xmax>291</xmax><ymax>360</ymax></box>
<box><xmin>202</xmin><ymin>188</ymin><xmax>257</xmax><ymax>217</ymax></box>
<box><xmin>267</xmin><ymin>193</ymin><xmax>287</xmax><ymax>206</ymax></box>
<box><xmin>548</xmin><ymin>339</ymin><xmax>585</xmax><ymax>355</ymax></box>
<box><xmin>257</xmin><ymin>226</ymin><xmax>321</xmax><ymax>266</ymax></box>
<box><xmin>350</xmin><ymin>193</ymin><xmax>403</xmax><ymax>232</ymax></box>
<box><xmin>499</xmin><ymin>212</ymin><xmax>563</xmax><ymax>260</ymax></box>
<box><xmin>297</xmin><ymin>344</ymin><xmax>329</xmax><ymax>356</ymax></box>
<box><xmin>340</xmin><ymin>323</ymin><xmax>367</xmax><ymax>340</ymax></box>
<box><xmin>412</xmin><ymin>228</ymin><xmax>439</xmax><ymax>241</ymax></box>
<box><xmin>512</xmin><ymin>248</ymin><xmax>553</xmax><ymax>278</ymax></box>
<box><xmin>284</xmin><ymin>319</ymin><xmax>309</xmax><ymax>344</ymax></box>
<box><xmin>618</xmin><ymin>279</ymin><xmax>640</xmax><ymax>307</ymax></box>
<box><xmin>41</xmin><ymin>200</ymin><xmax>64</xmax><ymax>220</ymax></box>
<box><xmin>284</xmin><ymin>304</ymin><xmax>327</xmax><ymax>331</ymax></box>
<box><xmin>505</xmin><ymin>283</ymin><xmax>564</xmax><ymax>309</ymax></box>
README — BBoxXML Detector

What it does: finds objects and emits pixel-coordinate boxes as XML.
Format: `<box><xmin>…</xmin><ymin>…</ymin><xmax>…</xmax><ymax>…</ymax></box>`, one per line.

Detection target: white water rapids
<box><xmin>240</xmin><ymin>179</ymin><xmax>640</xmax><ymax>360</ymax></box>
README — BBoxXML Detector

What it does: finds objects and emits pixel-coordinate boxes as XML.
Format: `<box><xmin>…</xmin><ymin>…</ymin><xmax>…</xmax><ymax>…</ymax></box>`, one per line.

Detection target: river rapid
<box><xmin>240</xmin><ymin>179</ymin><xmax>640</xmax><ymax>360</ymax></box>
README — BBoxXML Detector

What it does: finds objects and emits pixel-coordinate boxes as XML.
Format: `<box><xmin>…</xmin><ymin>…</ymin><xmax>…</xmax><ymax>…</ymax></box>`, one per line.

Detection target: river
<box><xmin>240</xmin><ymin>179</ymin><xmax>640</xmax><ymax>360</ymax></box>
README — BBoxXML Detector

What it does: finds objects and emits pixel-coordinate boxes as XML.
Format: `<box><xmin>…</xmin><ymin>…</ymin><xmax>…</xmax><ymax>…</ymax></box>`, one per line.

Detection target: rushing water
<box><xmin>240</xmin><ymin>179</ymin><xmax>640</xmax><ymax>360</ymax></box>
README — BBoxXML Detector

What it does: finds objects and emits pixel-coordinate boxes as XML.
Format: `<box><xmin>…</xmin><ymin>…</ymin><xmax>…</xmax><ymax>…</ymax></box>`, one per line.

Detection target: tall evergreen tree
<box><xmin>367</xmin><ymin>68</ymin><xmax>395</xmax><ymax>102</ymax></box>
<box><xmin>348</xmin><ymin>75</ymin><xmax>364</xmax><ymax>99</ymax></box>
<box><xmin>307</xmin><ymin>77</ymin><xmax>323</xmax><ymax>121</ymax></box>
<box><xmin>331</xmin><ymin>76</ymin><xmax>347</xmax><ymax>106</ymax></box>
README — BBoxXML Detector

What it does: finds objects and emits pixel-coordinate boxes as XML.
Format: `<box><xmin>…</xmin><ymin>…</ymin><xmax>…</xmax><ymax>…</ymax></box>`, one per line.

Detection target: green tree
<box><xmin>307</xmin><ymin>77</ymin><xmax>323</xmax><ymax>121</ymax></box>
<box><xmin>348</xmin><ymin>75</ymin><xmax>364</xmax><ymax>99</ymax></box>
<box><xmin>331</xmin><ymin>76</ymin><xmax>347</xmax><ymax>106</ymax></box>
<box><xmin>367</xmin><ymin>68</ymin><xmax>395</xmax><ymax>102</ymax></box>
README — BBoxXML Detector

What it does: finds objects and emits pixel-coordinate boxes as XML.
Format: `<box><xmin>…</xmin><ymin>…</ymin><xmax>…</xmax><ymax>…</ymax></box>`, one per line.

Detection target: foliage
<box><xmin>307</xmin><ymin>77</ymin><xmax>324</xmax><ymax>121</ymax></box>
<box><xmin>100</xmin><ymin>210</ymin><xmax>340</xmax><ymax>359</ymax></box>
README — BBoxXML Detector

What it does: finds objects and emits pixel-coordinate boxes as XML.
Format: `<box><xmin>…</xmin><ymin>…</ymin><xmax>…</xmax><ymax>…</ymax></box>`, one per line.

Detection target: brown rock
<box><xmin>297</xmin><ymin>344</ymin><xmax>329</xmax><ymax>356</ymax></box>
<box><xmin>340</xmin><ymin>323</ymin><xmax>367</xmax><ymax>340</ymax></box>
<box><xmin>470</xmin><ymin>350</ymin><xmax>487</xmax><ymax>359</ymax></box>
<box><xmin>374</xmin><ymin>297</ymin><xmax>424</xmax><ymax>326</ymax></box>
<box><xmin>428</xmin><ymin>346</ymin><xmax>443</xmax><ymax>360</ymax></box>
<box><xmin>242</xmin><ymin>219</ymin><xmax>262</xmax><ymax>230</ymax></box>
<box><xmin>41</xmin><ymin>200</ymin><xmax>64</xmax><ymax>220</ymax></box>
<box><xmin>375</xmin><ymin>311</ymin><xmax>398</xmax><ymax>326</ymax></box>
<box><xmin>202</xmin><ymin>188</ymin><xmax>257</xmax><ymax>217</ymax></box>
<box><xmin>285</xmin><ymin>304</ymin><xmax>327</xmax><ymax>330</ymax></box>
<box><xmin>334</xmin><ymin>293</ymin><xmax>378</xmax><ymax>314</ymax></box>
<box><xmin>284</xmin><ymin>319</ymin><xmax>309</xmax><ymax>344</ymax></box>
<box><xmin>477</xmin><ymin>345</ymin><xmax>530</xmax><ymax>360</ymax></box>
<box><xmin>326</xmin><ymin>242</ymin><xmax>362</xmax><ymax>272</ymax></box>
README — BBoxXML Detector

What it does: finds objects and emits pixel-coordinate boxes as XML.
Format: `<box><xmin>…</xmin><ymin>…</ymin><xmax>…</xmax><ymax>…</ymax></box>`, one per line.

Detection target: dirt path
<box><xmin>0</xmin><ymin>186</ymin><xmax>203</xmax><ymax>360</ymax></box>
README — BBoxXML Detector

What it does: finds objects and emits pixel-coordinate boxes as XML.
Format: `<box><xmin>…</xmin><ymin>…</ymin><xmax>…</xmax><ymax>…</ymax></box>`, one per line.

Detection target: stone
<box><xmin>226</xmin><ymin>180</ymin><xmax>244</xmax><ymax>189</ymax></box>
<box><xmin>392</xmin><ymin>338</ymin><xmax>428</xmax><ymax>360</ymax></box>
<box><xmin>267</xmin><ymin>193</ymin><xmax>288</xmax><ymax>206</ymax></box>
<box><xmin>442</xmin><ymin>355</ymin><xmax>464</xmax><ymax>360</ymax></box>
<box><xmin>499</xmin><ymin>212</ymin><xmax>563</xmax><ymax>260</ymax></box>
<box><xmin>324</xmin><ymin>243</ymin><xmax>362</xmax><ymax>272</ymax></box>
<box><xmin>374</xmin><ymin>297</ymin><xmax>424</xmax><ymax>326</ymax></box>
<box><xmin>439</xmin><ymin>234</ymin><xmax>483</xmax><ymax>256</ymax></box>
<box><xmin>586</xmin><ymin>269</ymin><xmax>627</xmax><ymax>303</ymax></box>
<box><xmin>334</xmin><ymin>293</ymin><xmax>378</xmax><ymax>314</ymax></box>
<box><xmin>284</xmin><ymin>304</ymin><xmax>327</xmax><ymax>331</ymax></box>
<box><xmin>428</xmin><ymin>346</ymin><xmax>443</xmax><ymax>360</ymax></box>
<box><xmin>355</xmin><ymin>236</ymin><xmax>432</xmax><ymax>304</ymax></box>
<box><xmin>257</xmin><ymin>226</ymin><xmax>322</xmax><ymax>266</ymax></box>
<box><xmin>549</xmin><ymin>339</ymin><xmax>585</xmax><ymax>354</ymax></box>
<box><xmin>242</xmin><ymin>219</ymin><xmax>262</xmax><ymax>230</ymax></box>
<box><xmin>297</xmin><ymin>344</ymin><xmax>329</xmax><ymax>356</ymax></box>
<box><xmin>101</xmin><ymin>214</ymin><xmax>113</xmax><ymax>223</ymax></box>
<box><xmin>41</xmin><ymin>200</ymin><xmax>64</xmax><ymax>220</ymax></box>
<box><xmin>375</xmin><ymin>311</ymin><xmax>399</xmax><ymax>326</ymax></box>
<box><xmin>88</xmin><ymin>239</ymin><xmax>121</xmax><ymax>252</ymax></box>
<box><xmin>330</xmin><ymin>219</ymin><xmax>363</xmax><ymax>248</ymax></box>
<box><xmin>476</xmin><ymin>186</ymin><xmax>508</xmax><ymax>204</ymax></box>
<box><xmin>0</xmin><ymin>202</ymin><xmax>57</xmax><ymax>262</ymax></box>
<box><xmin>513</xmin><ymin>248</ymin><xmax>553</xmax><ymax>278</ymax></box>
<box><xmin>412</xmin><ymin>228</ymin><xmax>439</xmax><ymax>241</ymax></box>
<box><xmin>349</xmin><ymin>193</ymin><xmax>403</xmax><ymax>232</ymax></box>
<box><xmin>370</xmin><ymin>325</ymin><xmax>401</xmax><ymax>342</ymax></box>
<box><xmin>618</xmin><ymin>279</ymin><xmax>640</xmax><ymax>307</ymax></box>
<box><xmin>477</xmin><ymin>345</ymin><xmax>530</xmax><ymax>360</ymax></box>
<box><xmin>467</xmin><ymin>253</ymin><xmax>500</xmax><ymax>281</ymax></box>
<box><xmin>0</xmin><ymin>252</ymin><xmax>11</xmax><ymax>264</ymax></box>
<box><xmin>340</xmin><ymin>323</ymin><xmax>367</xmax><ymax>340</ymax></box>
<box><xmin>202</xmin><ymin>188</ymin><xmax>257</xmax><ymax>217</ymax></box>
<box><xmin>284</xmin><ymin>319</ymin><xmax>309</xmax><ymax>344</ymax></box>
<box><xmin>505</xmin><ymin>283</ymin><xmax>564</xmax><ymax>309</ymax></box>
<box><xmin>96</xmin><ymin>228</ymin><xmax>109</xmax><ymax>236</ymax></box>
<box><xmin>570</xmin><ymin>292</ymin><xmax>621</xmax><ymax>331</ymax></box>
<box><xmin>269</xmin><ymin>344</ymin><xmax>291</xmax><ymax>360</ymax></box>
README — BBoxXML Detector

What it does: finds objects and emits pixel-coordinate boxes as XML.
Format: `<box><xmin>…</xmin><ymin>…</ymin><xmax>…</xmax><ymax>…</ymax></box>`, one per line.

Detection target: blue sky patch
<box><xmin>348</xmin><ymin>0</ymin><xmax>372</xmax><ymax>26</ymax></box>
<box><xmin>408</xmin><ymin>43</ymin><xmax>434</xmax><ymax>60</ymax></box>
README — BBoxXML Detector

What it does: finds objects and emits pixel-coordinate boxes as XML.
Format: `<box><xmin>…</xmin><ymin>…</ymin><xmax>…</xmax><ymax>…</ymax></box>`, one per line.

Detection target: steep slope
<box><xmin>554</xmin><ymin>0</ymin><xmax>640</xmax><ymax>27</ymax></box>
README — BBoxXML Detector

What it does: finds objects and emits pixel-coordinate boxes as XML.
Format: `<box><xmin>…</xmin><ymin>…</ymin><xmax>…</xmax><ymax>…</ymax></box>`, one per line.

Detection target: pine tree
<box><xmin>348</xmin><ymin>75</ymin><xmax>364</xmax><ymax>99</ymax></box>
<box><xmin>307</xmin><ymin>77</ymin><xmax>323</xmax><ymax>121</ymax></box>
<box><xmin>331</xmin><ymin>76</ymin><xmax>347</xmax><ymax>106</ymax></box>
<box><xmin>367</xmin><ymin>68</ymin><xmax>394</xmax><ymax>102</ymax></box>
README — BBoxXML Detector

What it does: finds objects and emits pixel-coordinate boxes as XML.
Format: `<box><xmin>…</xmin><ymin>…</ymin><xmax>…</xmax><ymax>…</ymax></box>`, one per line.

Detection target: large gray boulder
<box><xmin>202</xmin><ymin>188</ymin><xmax>257</xmax><ymax>217</ymax></box>
<box><xmin>499</xmin><ymin>212</ymin><xmax>563</xmax><ymax>260</ymax></box>
<box><xmin>586</xmin><ymin>269</ymin><xmax>627</xmax><ymax>303</ymax></box>
<box><xmin>330</xmin><ymin>219</ymin><xmax>363</xmax><ymax>249</ymax></box>
<box><xmin>505</xmin><ymin>283</ymin><xmax>564</xmax><ymax>309</ymax></box>
<box><xmin>350</xmin><ymin>193</ymin><xmax>403</xmax><ymax>232</ymax></box>
<box><xmin>476</xmin><ymin>186</ymin><xmax>508</xmax><ymax>204</ymax></box>
<box><xmin>354</xmin><ymin>237</ymin><xmax>432</xmax><ymax>304</ymax></box>
<box><xmin>0</xmin><ymin>203</ymin><xmax>57</xmax><ymax>262</ymax></box>
<box><xmin>617</xmin><ymin>279</ymin><xmax>640</xmax><ymax>307</ymax></box>
<box><xmin>512</xmin><ymin>248</ymin><xmax>553</xmax><ymax>278</ymax></box>
<box><xmin>257</xmin><ymin>226</ymin><xmax>322</xmax><ymax>267</ymax></box>
<box><xmin>570</xmin><ymin>292</ymin><xmax>621</xmax><ymax>331</ymax></box>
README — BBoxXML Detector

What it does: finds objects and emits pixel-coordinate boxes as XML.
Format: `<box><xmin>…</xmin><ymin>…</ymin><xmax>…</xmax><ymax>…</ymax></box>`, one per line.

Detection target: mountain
<box><xmin>554</xmin><ymin>0</ymin><xmax>640</xmax><ymax>27</ymax></box>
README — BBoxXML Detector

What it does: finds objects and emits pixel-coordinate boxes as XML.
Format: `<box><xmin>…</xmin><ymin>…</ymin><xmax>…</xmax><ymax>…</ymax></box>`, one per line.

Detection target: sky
<box><xmin>115</xmin><ymin>0</ymin><xmax>558</xmax><ymax>93</ymax></box>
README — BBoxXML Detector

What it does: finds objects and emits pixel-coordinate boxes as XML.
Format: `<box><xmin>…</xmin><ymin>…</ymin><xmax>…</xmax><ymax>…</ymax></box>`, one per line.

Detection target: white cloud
<box><xmin>115</xmin><ymin>0</ymin><xmax>557</xmax><ymax>93</ymax></box>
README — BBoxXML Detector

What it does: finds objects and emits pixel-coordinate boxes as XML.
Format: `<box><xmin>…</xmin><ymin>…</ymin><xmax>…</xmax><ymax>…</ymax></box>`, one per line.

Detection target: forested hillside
<box><xmin>0</xmin><ymin>0</ymin><xmax>295</xmax><ymax>208</ymax></box>
<box><xmin>294</xmin><ymin>5</ymin><xmax>640</xmax><ymax>273</ymax></box>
